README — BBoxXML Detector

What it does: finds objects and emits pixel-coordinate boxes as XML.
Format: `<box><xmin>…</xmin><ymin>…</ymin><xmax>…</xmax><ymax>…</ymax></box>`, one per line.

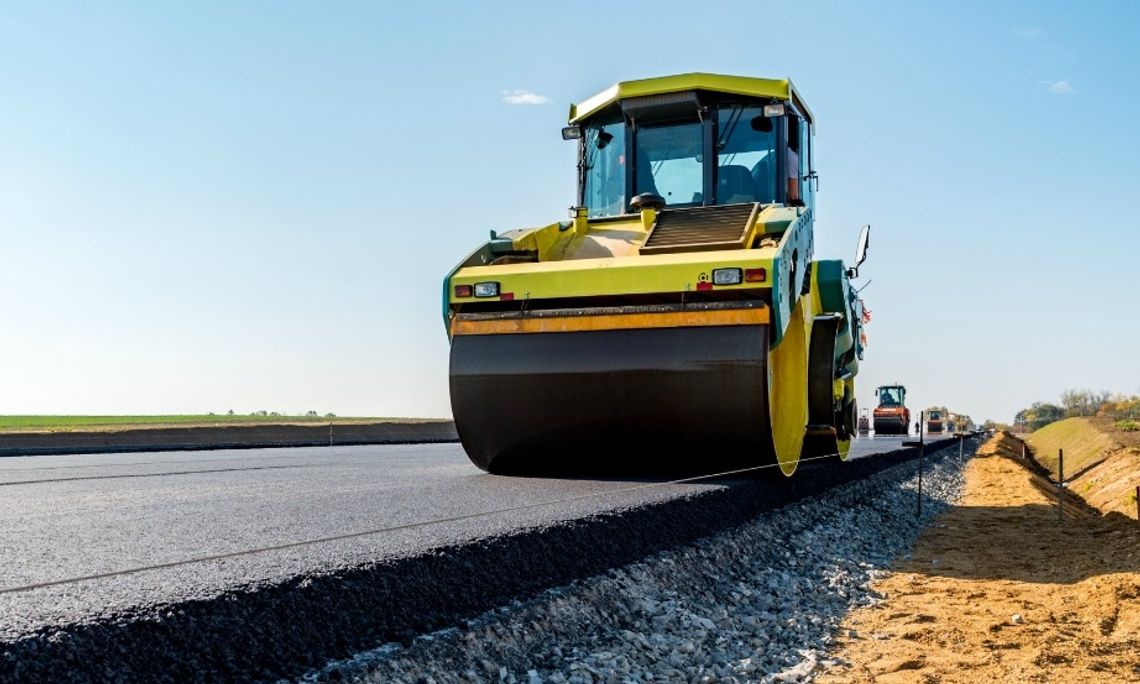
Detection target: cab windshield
<box><xmin>581</xmin><ymin>103</ymin><xmax>782</xmax><ymax>217</ymax></box>
<box><xmin>879</xmin><ymin>388</ymin><xmax>904</xmax><ymax>406</ymax></box>
<box><xmin>633</xmin><ymin>121</ymin><xmax>703</xmax><ymax>206</ymax></box>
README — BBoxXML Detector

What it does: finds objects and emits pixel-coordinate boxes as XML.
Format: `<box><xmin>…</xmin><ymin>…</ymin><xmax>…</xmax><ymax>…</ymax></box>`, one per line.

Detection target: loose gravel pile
<box><xmin>304</xmin><ymin>446</ymin><xmax>974</xmax><ymax>683</ymax></box>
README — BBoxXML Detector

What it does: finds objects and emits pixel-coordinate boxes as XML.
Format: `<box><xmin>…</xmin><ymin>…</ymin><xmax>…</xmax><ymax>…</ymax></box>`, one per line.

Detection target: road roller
<box><xmin>872</xmin><ymin>385</ymin><xmax>910</xmax><ymax>435</ymax></box>
<box><xmin>926</xmin><ymin>409</ymin><xmax>945</xmax><ymax>434</ymax></box>
<box><xmin>443</xmin><ymin>73</ymin><xmax>870</xmax><ymax>475</ymax></box>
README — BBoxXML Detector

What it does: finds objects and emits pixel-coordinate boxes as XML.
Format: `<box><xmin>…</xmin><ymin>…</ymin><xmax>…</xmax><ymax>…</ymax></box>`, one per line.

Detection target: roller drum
<box><xmin>449</xmin><ymin>324</ymin><xmax>772</xmax><ymax>475</ymax></box>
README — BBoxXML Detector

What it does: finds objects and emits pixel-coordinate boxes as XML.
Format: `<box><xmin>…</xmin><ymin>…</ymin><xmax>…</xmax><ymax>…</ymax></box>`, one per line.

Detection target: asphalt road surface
<box><xmin>0</xmin><ymin>434</ymin><xmax>947</xmax><ymax>639</ymax></box>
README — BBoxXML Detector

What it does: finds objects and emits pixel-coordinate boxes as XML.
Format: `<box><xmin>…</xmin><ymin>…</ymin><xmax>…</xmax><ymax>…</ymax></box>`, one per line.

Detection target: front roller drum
<box><xmin>449</xmin><ymin>323</ymin><xmax>774</xmax><ymax>475</ymax></box>
<box><xmin>873</xmin><ymin>416</ymin><xmax>908</xmax><ymax>435</ymax></box>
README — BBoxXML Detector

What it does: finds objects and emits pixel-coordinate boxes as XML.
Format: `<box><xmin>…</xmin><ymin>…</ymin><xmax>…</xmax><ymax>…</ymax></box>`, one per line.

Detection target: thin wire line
<box><xmin>0</xmin><ymin>449</ymin><xmax>870</xmax><ymax>596</ymax></box>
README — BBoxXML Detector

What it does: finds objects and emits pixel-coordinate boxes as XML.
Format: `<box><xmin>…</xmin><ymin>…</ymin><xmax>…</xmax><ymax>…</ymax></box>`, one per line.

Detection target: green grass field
<box><xmin>0</xmin><ymin>415</ymin><xmax>436</xmax><ymax>433</ymax></box>
<box><xmin>1024</xmin><ymin>417</ymin><xmax>1117</xmax><ymax>479</ymax></box>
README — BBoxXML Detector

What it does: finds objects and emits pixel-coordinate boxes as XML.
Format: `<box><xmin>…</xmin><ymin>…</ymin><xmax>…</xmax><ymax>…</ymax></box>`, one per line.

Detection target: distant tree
<box><xmin>306</xmin><ymin>410</ymin><xmax>318</xmax><ymax>417</ymax></box>
<box><xmin>1015</xmin><ymin>402</ymin><xmax>1065</xmax><ymax>431</ymax></box>
<box><xmin>325</xmin><ymin>412</ymin><xmax>336</xmax><ymax>418</ymax></box>
<box><xmin>227</xmin><ymin>409</ymin><xmax>234</xmax><ymax>416</ymax></box>
<box><xmin>1060</xmin><ymin>389</ymin><xmax>1111</xmax><ymax>417</ymax></box>
<box><xmin>1096</xmin><ymin>394</ymin><xmax>1139</xmax><ymax>420</ymax></box>
<box><xmin>269</xmin><ymin>411</ymin><xmax>280</xmax><ymax>417</ymax></box>
<box><xmin>208</xmin><ymin>412</ymin><xmax>215</xmax><ymax>416</ymax></box>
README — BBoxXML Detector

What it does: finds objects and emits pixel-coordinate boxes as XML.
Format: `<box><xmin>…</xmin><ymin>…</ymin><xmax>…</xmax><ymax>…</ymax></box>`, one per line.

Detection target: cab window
<box><xmin>582</xmin><ymin>118</ymin><xmax>626</xmax><ymax>218</ymax></box>
<box><xmin>717</xmin><ymin>105</ymin><xmax>777</xmax><ymax>204</ymax></box>
<box><xmin>634</xmin><ymin>121</ymin><xmax>703</xmax><ymax>206</ymax></box>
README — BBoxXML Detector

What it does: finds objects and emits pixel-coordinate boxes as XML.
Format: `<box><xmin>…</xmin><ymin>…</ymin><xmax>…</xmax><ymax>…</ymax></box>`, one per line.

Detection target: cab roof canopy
<box><xmin>568</xmin><ymin>72</ymin><xmax>813</xmax><ymax>126</ymax></box>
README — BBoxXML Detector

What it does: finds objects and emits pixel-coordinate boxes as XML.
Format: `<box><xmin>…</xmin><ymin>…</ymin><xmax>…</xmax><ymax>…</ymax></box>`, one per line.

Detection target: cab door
<box><xmin>799</xmin><ymin>118</ymin><xmax>815</xmax><ymax>211</ymax></box>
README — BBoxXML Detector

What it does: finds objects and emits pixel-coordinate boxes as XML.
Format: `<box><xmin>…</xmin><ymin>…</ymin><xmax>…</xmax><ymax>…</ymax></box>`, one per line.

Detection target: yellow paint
<box><xmin>563</xmin><ymin>225</ymin><xmax>646</xmax><ymax>260</ymax></box>
<box><xmin>769</xmin><ymin>295</ymin><xmax>811</xmax><ymax>476</ymax></box>
<box><xmin>838</xmin><ymin>377</ymin><xmax>856</xmax><ymax>461</ymax></box>
<box><xmin>569</xmin><ymin>73</ymin><xmax>814</xmax><ymax>125</ymax></box>
<box><xmin>809</xmin><ymin>262</ymin><xmax>824</xmax><ymax>320</ymax></box>
<box><xmin>508</xmin><ymin>221</ymin><xmax>578</xmax><ymax>262</ymax></box>
<box><xmin>638</xmin><ymin>206</ymin><xmax>657</xmax><ymax>232</ymax></box>
<box><xmin>451</xmin><ymin>306</ymin><xmax>769</xmax><ymax>336</ymax></box>
<box><xmin>490</xmin><ymin>205</ymin><xmax>796</xmax><ymax>284</ymax></box>
<box><xmin>450</xmin><ymin>248</ymin><xmax>777</xmax><ymax>302</ymax></box>
<box><xmin>572</xmin><ymin>206</ymin><xmax>589</xmax><ymax>237</ymax></box>
<box><xmin>744</xmin><ymin>206</ymin><xmax>798</xmax><ymax>247</ymax></box>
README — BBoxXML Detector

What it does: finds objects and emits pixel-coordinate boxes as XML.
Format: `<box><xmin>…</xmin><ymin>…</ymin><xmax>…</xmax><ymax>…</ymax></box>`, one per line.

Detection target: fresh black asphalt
<box><xmin>0</xmin><ymin>435</ymin><xmax>956</xmax><ymax>682</ymax></box>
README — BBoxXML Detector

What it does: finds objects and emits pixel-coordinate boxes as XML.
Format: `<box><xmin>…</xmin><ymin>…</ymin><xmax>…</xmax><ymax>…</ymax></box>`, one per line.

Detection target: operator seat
<box><xmin>716</xmin><ymin>165</ymin><xmax>759</xmax><ymax>204</ymax></box>
<box><xmin>635</xmin><ymin>147</ymin><xmax>660</xmax><ymax>199</ymax></box>
<box><xmin>751</xmin><ymin>156</ymin><xmax>776</xmax><ymax>203</ymax></box>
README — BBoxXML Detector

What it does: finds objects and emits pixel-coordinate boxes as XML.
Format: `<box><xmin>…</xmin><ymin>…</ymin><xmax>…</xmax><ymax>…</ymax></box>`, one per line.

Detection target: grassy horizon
<box><xmin>0</xmin><ymin>414</ymin><xmax>446</xmax><ymax>433</ymax></box>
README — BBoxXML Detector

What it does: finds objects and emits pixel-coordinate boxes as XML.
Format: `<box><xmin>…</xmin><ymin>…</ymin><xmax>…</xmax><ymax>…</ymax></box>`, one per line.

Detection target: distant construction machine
<box><xmin>872</xmin><ymin>385</ymin><xmax>910</xmax><ymax>435</ymax></box>
<box><xmin>926</xmin><ymin>409</ymin><xmax>945</xmax><ymax>434</ymax></box>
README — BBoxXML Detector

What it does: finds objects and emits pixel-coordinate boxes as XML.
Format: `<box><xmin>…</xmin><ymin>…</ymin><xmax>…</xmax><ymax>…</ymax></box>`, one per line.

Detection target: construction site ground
<box><xmin>818</xmin><ymin>432</ymin><xmax>1140</xmax><ymax>683</ymax></box>
<box><xmin>1024</xmin><ymin>417</ymin><xmax>1140</xmax><ymax>520</ymax></box>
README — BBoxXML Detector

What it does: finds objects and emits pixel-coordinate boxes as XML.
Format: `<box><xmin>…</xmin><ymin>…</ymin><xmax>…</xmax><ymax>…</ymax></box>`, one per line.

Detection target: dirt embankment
<box><xmin>1024</xmin><ymin>417</ymin><xmax>1140</xmax><ymax>521</ymax></box>
<box><xmin>817</xmin><ymin>431</ymin><xmax>1140</xmax><ymax>684</ymax></box>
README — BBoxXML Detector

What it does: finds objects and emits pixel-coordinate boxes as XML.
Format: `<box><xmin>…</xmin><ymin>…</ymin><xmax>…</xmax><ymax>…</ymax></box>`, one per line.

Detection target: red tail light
<box><xmin>744</xmin><ymin>268</ymin><xmax>766</xmax><ymax>283</ymax></box>
<box><xmin>454</xmin><ymin>284</ymin><xmax>473</xmax><ymax>298</ymax></box>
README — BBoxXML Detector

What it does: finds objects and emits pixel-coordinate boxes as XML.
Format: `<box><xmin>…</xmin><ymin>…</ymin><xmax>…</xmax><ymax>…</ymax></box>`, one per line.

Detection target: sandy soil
<box><xmin>818</xmin><ymin>434</ymin><xmax>1140</xmax><ymax>683</ymax></box>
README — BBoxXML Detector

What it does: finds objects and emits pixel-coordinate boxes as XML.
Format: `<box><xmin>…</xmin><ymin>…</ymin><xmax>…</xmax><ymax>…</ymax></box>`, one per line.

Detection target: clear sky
<box><xmin>2</xmin><ymin>1</ymin><xmax>1138</xmax><ymax>422</ymax></box>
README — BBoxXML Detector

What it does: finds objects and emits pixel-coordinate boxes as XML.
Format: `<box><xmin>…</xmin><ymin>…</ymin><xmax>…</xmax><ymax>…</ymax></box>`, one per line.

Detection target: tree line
<box><xmin>1013</xmin><ymin>390</ymin><xmax>1140</xmax><ymax>432</ymax></box>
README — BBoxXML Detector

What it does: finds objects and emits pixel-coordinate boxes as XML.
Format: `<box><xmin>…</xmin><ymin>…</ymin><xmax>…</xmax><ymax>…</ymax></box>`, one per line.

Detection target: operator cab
<box><xmin>566</xmin><ymin>87</ymin><xmax>814</xmax><ymax>219</ymax></box>
<box><xmin>876</xmin><ymin>386</ymin><xmax>906</xmax><ymax>407</ymax></box>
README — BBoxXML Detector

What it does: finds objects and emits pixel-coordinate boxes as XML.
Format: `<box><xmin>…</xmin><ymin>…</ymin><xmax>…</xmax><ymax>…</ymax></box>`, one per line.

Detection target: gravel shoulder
<box><xmin>817</xmin><ymin>433</ymin><xmax>1140</xmax><ymax>684</ymax></box>
<box><xmin>306</xmin><ymin>442</ymin><xmax>974</xmax><ymax>683</ymax></box>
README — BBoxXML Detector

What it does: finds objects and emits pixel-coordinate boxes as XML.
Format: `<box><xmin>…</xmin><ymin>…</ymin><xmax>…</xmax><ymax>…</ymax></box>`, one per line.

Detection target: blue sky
<box><xmin>2</xmin><ymin>1</ymin><xmax>1138</xmax><ymax>422</ymax></box>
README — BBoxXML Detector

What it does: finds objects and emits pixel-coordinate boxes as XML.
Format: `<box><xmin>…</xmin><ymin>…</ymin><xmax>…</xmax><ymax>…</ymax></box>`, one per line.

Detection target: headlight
<box><xmin>474</xmin><ymin>282</ymin><xmax>500</xmax><ymax>298</ymax></box>
<box><xmin>712</xmin><ymin>268</ymin><xmax>743</xmax><ymax>286</ymax></box>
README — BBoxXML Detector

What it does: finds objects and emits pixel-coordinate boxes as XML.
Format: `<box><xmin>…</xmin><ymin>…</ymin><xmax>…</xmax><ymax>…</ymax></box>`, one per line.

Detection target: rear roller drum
<box><xmin>836</xmin><ymin>378</ymin><xmax>856</xmax><ymax>460</ymax></box>
<box><xmin>803</xmin><ymin>313</ymin><xmax>848</xmax><ymax>463</ymax></box>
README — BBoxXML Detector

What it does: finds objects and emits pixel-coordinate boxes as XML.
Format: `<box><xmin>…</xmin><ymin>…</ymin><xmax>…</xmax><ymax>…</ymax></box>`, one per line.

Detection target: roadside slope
<box><xmin>818</xmin><ymin>433</ymin><xmax>1140</xmax><ymax>684</ymax></box>
<box><xmin>1025</xmin><ymin>417</ymin><xmax>1140</xmax><ymax>520</ymax></box>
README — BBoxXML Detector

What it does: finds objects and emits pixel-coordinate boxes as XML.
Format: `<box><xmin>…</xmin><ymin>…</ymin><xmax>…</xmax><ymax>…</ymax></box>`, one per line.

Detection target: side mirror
<box><xmin>561</xmin><ymin>125</ymin><xmax>582</xmax><ymax>140</ymax></box>
<box><xmin>750</xmin><ymin>115</ymin><xmax>773</xmax><ymax>133</ymax></box>
<box><xmin>855</xmin><ymin>224</ymin><xmax>870</xmax><ymax>266</ymax></box>
<box><xmin>848</xmin><ymin>224</ymin><xmax>870</xmax><ymax>278</ymax></box>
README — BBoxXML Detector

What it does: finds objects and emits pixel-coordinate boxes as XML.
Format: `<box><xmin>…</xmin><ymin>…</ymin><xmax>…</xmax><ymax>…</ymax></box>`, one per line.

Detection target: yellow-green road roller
<box><xmin>443</xmin><ymin>73</ymin><xmax>870</xmax><ymax>476</ymax></box>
